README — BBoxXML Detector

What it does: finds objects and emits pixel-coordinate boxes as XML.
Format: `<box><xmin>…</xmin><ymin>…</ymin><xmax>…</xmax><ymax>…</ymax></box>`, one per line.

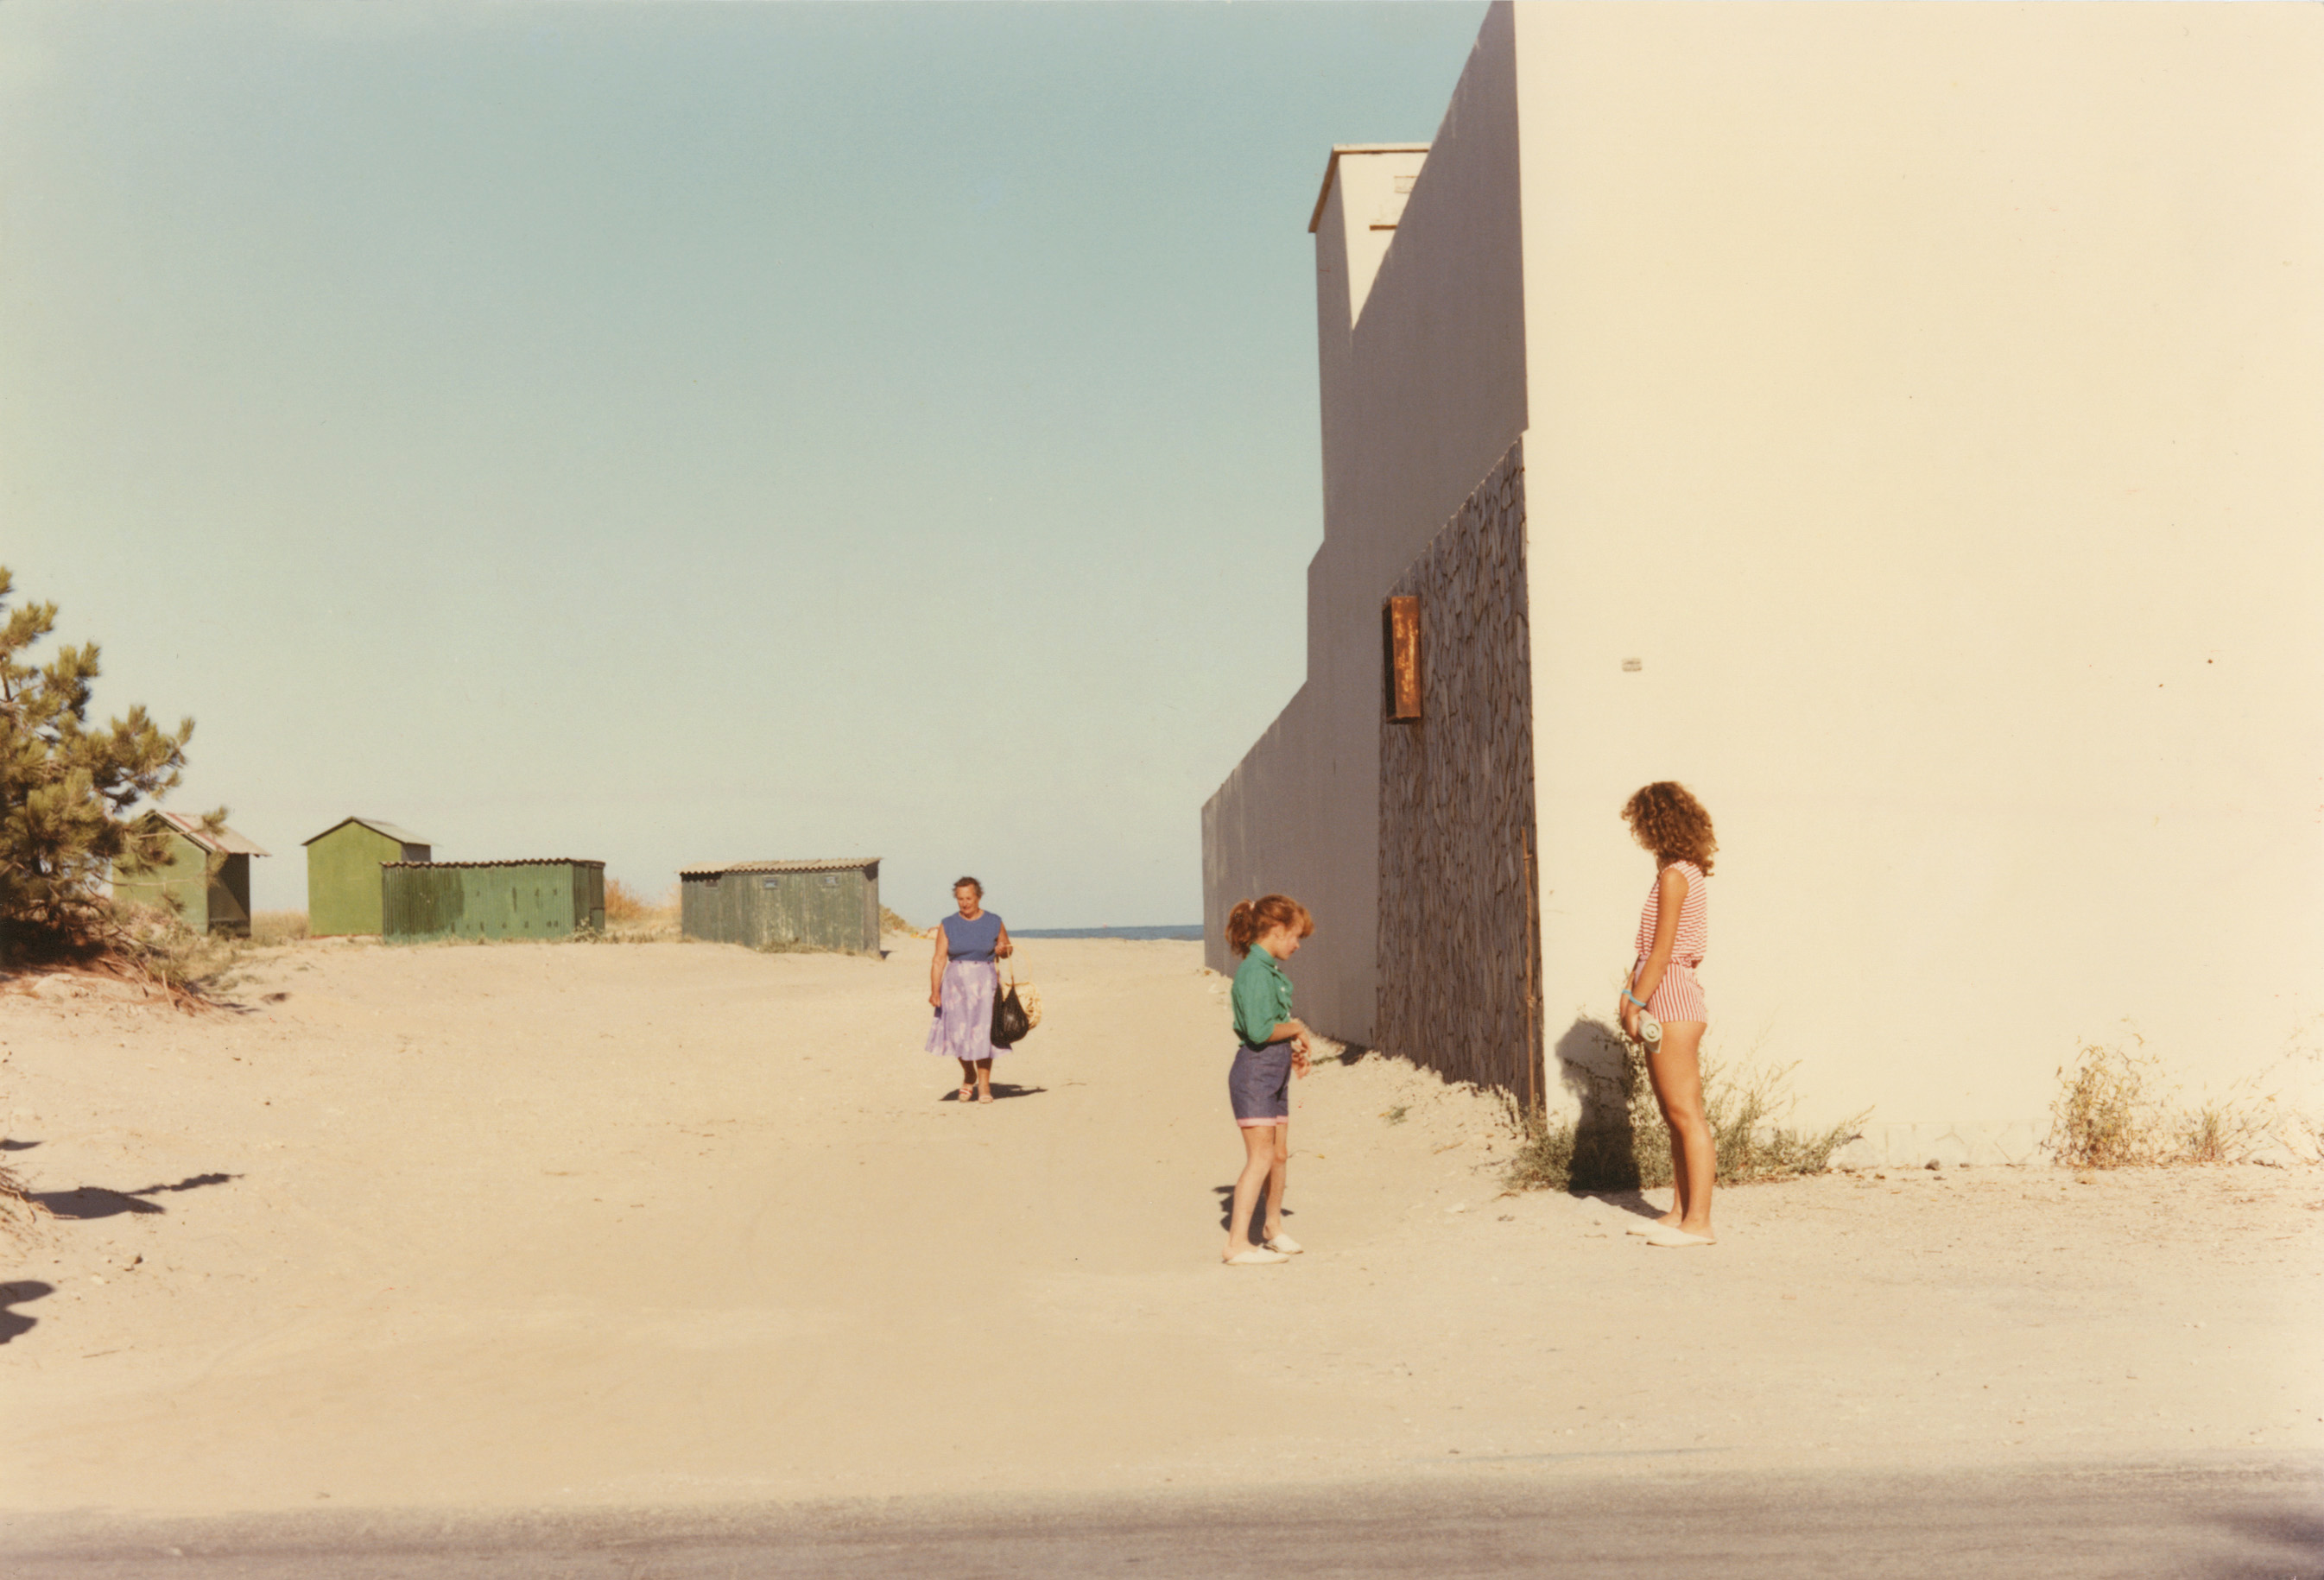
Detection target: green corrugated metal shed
<box><xmin>110</xmin><ymin>812</ymin><xmax>269</xmax><ymax>936</ymax></box>
<box><xmin>303</xmin><ymin>818</ymin><xmax>432</xmax><ymax>936</ymax></box>
<box><xmin>678</xmin><ymin>858</ymin><xmax>881</xmax><ymax>956</ymax></box>
<box><xmin>381</xmin><ymin>859</ymin><xmax>606</xmax><ymax>942</ymax></box>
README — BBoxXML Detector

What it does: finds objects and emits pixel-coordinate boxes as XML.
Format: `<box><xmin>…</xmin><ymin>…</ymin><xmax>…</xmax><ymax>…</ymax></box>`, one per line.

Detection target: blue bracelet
<box><xmin>1624</xmin><ymin>988</ymin><xmax>1648</xmax><ymax>1008</ymax></box>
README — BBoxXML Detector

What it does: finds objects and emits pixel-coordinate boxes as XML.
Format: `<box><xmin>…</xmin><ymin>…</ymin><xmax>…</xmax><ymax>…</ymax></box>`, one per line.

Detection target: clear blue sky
<box><xmin>1</xmin><ymin>2</ymin><xmax>1485</xmax><ymax>927</ymax></box>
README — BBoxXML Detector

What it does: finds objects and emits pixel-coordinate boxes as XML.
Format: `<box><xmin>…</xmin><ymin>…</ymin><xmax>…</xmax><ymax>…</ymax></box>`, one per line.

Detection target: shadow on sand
<box><xmin>32</xmin><ymin>1172</ymin><xmax>239</xmax><ymax>1220</ymax></box>
<box><xmin>940</xmin><ymin>1084</ymin><xmax>1046</xmax><ymax>1104</ymax></box>
<box><xmin>1212</xmin><ymin>1183</ymin><xmax>1296</xmax><ymax>1236</ymax></box>
<box><xmin>0</xmin><ymin>1280</ymin><xmax>54</xmax><ymax>1344</ymax></box>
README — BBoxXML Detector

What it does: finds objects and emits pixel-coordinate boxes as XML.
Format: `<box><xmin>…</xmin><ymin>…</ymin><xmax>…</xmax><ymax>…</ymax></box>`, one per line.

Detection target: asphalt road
<box><xmin>5</xmin><ymin>1459</ymin><xmax>2319</xmax><ymax>1578</ymax></box>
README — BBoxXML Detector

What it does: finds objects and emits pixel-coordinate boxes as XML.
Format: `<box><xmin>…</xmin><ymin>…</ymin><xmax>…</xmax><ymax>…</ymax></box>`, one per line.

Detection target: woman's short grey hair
<box><xmin>953</xmin><ymin>875</ymin><xmax>983</xmax><ymax>898</ymax></box>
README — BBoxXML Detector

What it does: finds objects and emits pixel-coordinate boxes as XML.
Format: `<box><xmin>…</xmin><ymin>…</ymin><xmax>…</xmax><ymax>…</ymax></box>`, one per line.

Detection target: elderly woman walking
<box><xmin>927</xmin><ymin>875</ymin><xmax>1013</xmax><ymax>1104</ymax></box>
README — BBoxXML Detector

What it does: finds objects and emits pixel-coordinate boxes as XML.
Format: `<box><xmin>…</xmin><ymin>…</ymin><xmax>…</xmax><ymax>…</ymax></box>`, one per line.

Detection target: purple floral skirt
<box><xmin>926</xmin><ymin>959</ymin><xmax>1003</xmax><ymax>1060</ymax></box>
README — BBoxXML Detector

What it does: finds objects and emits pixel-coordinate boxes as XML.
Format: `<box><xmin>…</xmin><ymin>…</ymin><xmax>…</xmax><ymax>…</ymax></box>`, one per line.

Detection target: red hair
<box><xmin>1225</xmin><ymin>894</ymin><xmax>1314</xmax><ymax>957</ymax></box>
<box><xmin>1621</xmin><ymin>781</ymin><xmax>1717</xmax><ymax>875</ymax></box>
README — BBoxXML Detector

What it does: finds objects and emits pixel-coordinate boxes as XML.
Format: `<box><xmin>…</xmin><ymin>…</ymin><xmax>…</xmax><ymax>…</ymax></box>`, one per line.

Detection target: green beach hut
<box><xmin>110</xmin><ymin>812</ymin><xmax>270</xmax><ymax>936</ymax></box>
<box><xmin>678</xmin><ymin>858</ymin><xmax>882</xmax><ymax>956</ymax></box>
<box><xmin>380</xmin><ymin>859</ymin><xmax>606</xmax><ymax>942</ymax></box>
<box><xmin>303</xmin><ymin>817</ymin><xmax>433</xmax><ymax>937</ymax></box>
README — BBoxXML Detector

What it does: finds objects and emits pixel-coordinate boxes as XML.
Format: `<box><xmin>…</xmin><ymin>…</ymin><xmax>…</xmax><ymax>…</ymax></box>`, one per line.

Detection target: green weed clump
<box><xmin>1508</xmin><ymin>1028</ymin><xmax>1863</xmax><ymax>1194</ymax></box>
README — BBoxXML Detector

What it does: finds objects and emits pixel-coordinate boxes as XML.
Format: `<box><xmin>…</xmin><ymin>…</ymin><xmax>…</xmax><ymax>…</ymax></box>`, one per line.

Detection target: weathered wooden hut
<box><xmin>678</xmin><ymin>858</ymin><xmax>881</xmax><ymax>956</ymax></box>
<box><xmin>303</xmin><ymin>818</ymin><xmax>433</xmax><ymax>937</ymax></box>
<box><xmin>381</xmin><ymin>859</ymin><xmax>606</xmax><ymax>942</ymax></box>
<box><xmin>111</xmin><ymin>812</ymin><xmax>269</xmax><ymax>936</ymax></box>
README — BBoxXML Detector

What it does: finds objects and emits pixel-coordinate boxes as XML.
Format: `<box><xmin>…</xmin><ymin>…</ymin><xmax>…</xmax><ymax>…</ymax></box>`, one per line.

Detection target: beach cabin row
<box><xmin>301</xmin><ymin>817</ymin><xmax>604</xmax><ymax>941</ymax></box>
<box><xmin>117</xmin><ymin>812</ymin><xmax>871</xmax><ymax>955</ymax></box>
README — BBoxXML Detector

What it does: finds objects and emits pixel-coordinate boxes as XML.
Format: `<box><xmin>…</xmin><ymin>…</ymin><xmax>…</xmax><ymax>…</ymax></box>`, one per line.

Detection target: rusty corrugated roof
<box><xmin>382</xmin><ymin>859</ymin><xmax>605</xmax><ymax>869</ymax></box>
<box><xmin>152</xmin><ymin>810</ymin><xmax>270</xmax><ymax>858</ymax></box>
<box><xmin>677</xmin><ymin>857</ymin><xmax>880</xmax><ymax>877</ymax></box>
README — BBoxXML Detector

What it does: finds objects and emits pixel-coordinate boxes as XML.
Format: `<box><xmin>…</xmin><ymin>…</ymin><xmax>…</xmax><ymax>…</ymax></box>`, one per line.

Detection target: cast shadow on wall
<box><xmin>1551</xmin><ymin>1015</ymin><xmax>1650</xmax><ymax>1198</ymax></box>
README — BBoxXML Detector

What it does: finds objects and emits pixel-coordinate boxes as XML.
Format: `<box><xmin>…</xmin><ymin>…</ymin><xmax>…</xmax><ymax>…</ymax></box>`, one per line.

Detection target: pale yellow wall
<box><xmin>1204</xmin><ymin>5</ymin><xmax>1530</xmax><ymax>1033</ymax></box>
<box><xmin>1514</xmin><ymin>3</ymin><xmax>2324</xmax><ymax>1137</ymax></box>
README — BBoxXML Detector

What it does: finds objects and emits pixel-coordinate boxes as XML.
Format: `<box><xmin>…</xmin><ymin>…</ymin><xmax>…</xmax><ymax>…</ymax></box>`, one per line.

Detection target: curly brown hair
<box><xmin>1621</xmin><ymin>781</ymin><xmax>1717</xmax><ymax>874</ymax></box>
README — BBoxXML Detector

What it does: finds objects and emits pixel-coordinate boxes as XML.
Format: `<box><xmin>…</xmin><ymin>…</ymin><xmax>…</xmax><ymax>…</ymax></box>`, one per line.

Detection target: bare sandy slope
<box><xmin>1</xmin><ymin>937</ymin><xmax>2318</xmax><ymax>1517</ymax></box>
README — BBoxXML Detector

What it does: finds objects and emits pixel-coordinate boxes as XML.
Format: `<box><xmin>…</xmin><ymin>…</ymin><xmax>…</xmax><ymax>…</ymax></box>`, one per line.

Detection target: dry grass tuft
<box><xmin>601</xmin><ymin>882</ymin><xmax>679</xmax><ymax>944</ymax></box>
<box><xmin>2048</xmin><ymin>1033</ymin><xmax>2299</xmax><ymax>1168</ymax></box>
<box><xmin>1507</xmin><ymin>1025</ymin><xmax>1863</xmax><ymax>1195</ymax></box>
<box><xmin>881</xmin><ymin>906</ymin><xmax>921</xmax><ymax>938</ymax></box>
<box><xmin>604</xmin><ymin>879</ymin><xmax>657</xmax><ymax>924</ymax></box>
<box><xmin>250</xmin><ymin>911</ymin><xmax>308</xmax><ymax>947</ymax></box>
<box><xmin>0</xmin><ymin>1160</ymin><xmax>42</xmax><ymax>1241</ymax></box>
<box><xmin>110</xmin><ymin>903</ymin><xmax>243</xmax><ymax>993</ymax></box>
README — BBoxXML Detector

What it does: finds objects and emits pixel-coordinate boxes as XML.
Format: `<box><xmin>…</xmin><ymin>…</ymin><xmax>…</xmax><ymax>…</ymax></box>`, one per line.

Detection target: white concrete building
<box><xmin>1203</xmin><ymin>2</ymin><xmax>2323</xmax><ymax>1160</ymax></box>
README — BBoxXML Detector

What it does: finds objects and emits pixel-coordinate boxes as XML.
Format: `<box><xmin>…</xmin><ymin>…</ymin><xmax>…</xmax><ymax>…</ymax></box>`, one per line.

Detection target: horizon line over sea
<box><xmin>1010</xmin><ymin>925</ymin><xmax>1203</xmax><ymax>941</ymax></box>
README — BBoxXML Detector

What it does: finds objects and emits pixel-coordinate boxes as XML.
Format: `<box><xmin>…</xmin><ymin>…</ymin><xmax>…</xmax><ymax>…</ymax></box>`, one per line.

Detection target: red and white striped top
<box><xmin>1633</xmin><ymin>860</ymin><xmax>1708</xmax><ymax>968</ymax></box>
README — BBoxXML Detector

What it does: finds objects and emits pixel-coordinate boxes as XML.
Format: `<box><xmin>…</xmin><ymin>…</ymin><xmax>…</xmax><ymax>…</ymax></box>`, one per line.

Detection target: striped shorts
<box><xmin>1640</xmin><ymin>961</ymin><xmax>1708</xmax><ymax>1024</ymax></box>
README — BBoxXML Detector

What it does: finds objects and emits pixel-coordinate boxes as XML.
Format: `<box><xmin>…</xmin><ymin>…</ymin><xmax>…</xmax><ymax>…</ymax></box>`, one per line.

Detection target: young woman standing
<box><xmin>927</xmin><ymin>876</ymin><xmax>1013</xmax><ymax>1104</ymax></box>
<box><xmin>1618</xmin><ymin>782</ymin><xmax>1718</xmax><ymax>1247</ymax></box>
<box><xmin>1220</xmin><ymin>894</ymin><xmax>1315</xmax><ymax>1267</ymax></box>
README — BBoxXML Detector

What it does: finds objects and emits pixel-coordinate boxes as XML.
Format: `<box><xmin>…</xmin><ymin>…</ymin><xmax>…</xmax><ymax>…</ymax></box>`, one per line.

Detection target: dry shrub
<box><xmin>109</xmin><ymin>902</ymin><xmax>242</xmax><ymax>992</ymax></box>
<box><xmin>600</xmin><ymin>881</ymin><xmax>679</xmax><ymax>943</ymax></box>
<box><xmin>0</xmin><ymin>1160</ymin><xmax>41</xmax><ymax>1241</ymax></box>
<box><xmin>250</xmin><ymin>911</ymin><xmax>308</xmax><ymax>947</ymax></box>
<box><xmin>2049</xmin><ymin>1033</ymin><xmax>2294</xmax><ymax>1167</ymax></box>
<box><xmin>1508</xmin><ymin>1025</ymin><xmax>1863</xmax><ymax>1194</ymax></box>
<box><xmin>604</xmin><ymin>879</ymin><xmax>655</xmax><ymax>923</ymax></box>
<box><xmin>880</xmin><ymin>906</ymin><xmax>920</xmax><ymax>937</ymax></box>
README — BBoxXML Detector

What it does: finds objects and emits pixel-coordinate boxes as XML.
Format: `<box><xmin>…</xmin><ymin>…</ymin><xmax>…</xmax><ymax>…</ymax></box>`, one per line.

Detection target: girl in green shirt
<box><xmin>1221</xmin><ymin>894</ymin><xmax>1315</xmax><ymax>1267</ymax></box>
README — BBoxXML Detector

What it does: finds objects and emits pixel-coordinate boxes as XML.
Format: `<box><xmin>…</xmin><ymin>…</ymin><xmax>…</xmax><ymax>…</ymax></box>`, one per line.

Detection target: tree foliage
<box><xmin>0</xmin><ymin>566</ymin><xmax>214</xmax><ymax>944</ymax></box>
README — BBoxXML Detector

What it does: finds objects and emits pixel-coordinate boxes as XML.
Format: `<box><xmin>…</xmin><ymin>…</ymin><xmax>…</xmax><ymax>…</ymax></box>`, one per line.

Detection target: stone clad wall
<box><xmin>1376</xmin><ymin>439</ymin><xmax>1542</xmax><ymax>1104</ymax></box>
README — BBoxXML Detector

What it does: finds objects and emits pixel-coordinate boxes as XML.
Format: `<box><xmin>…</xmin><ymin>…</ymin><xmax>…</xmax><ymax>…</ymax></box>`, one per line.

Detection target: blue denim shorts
<box><xmin>1228</xmin><ymin>1042</ymin><xmax>1291</xmax><ymax>1128</ymax></box>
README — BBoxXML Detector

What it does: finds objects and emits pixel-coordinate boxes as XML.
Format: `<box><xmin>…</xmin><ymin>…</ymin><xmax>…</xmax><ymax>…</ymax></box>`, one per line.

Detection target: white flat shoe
<box><xmin>1624</xmin><ymin>1222</ymin><xmax>1673</xmax><ymax>1237</ymax></box>
<box><xmin>1265</xmin><ymin>1235</ymin><xmax>1304</xmax><ymax>1255</ymax></box>
<box><xmin>1643</xmin><ymin>1228</ymin><xmax>1715</xmax><ymax>1248</ymax></box>
<box><xmin>1224</xmin><ymin>1248</ymin><xmax>1290</xmax><ymax>1266</ymax></box>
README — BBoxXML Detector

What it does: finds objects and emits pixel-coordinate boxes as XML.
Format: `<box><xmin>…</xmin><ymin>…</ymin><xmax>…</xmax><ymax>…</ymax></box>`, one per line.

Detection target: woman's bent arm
<box><xmin>928</xmin><ymin>925</ymin><xmax>949</xmax><ymax>1008</ymax></box>
<box><xmin>995</xmin><ymin>920</ymin><xmax>1013</xmax><ymax>960</ymax></box>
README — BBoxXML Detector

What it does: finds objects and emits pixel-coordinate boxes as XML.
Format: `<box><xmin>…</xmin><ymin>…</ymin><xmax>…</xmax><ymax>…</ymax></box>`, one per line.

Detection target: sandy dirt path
<box><xmin>2</xmin><ymin>938</ymin><xmax>2319</xmax><ymax>1517</ymax></box>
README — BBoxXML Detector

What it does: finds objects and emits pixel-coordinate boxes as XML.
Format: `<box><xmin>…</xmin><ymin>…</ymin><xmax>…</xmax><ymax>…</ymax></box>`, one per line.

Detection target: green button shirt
<box><xmin>1231</xmin><ymin>944</ymin><xmax>1294</xmax><ymax>1048</ymax></box>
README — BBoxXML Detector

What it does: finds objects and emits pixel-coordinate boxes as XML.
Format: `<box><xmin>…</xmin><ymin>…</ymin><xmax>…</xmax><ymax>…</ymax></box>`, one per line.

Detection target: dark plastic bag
<box><xmin>991</xmin><ymin>981</ymin><xmax>1032</xmax><ymax>1047</ymax></box>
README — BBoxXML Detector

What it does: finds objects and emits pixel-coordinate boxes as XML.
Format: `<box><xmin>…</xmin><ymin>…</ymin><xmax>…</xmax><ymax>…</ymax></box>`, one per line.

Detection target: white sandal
<box><xmin>1643</xmin><ymin>1228</ymin><xmax>1715</xmax><ymax>1248</ymax></box>
<box><xmin>1265</xmin><ymin>1235</ymin><xmax>1304</xmax><ymax>1255</ymax></box>
<box><xmin>1224</xmin><ymin>1248</ymin><xmax>1290</xmax><ymax>1266</ymax></box>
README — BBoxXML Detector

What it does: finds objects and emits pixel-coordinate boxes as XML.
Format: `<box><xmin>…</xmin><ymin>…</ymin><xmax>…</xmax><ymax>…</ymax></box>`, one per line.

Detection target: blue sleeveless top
<box><xmin>940</xmin><ymin>911</ymin><xmax>1004</xmax><ymax>963</ymax></box>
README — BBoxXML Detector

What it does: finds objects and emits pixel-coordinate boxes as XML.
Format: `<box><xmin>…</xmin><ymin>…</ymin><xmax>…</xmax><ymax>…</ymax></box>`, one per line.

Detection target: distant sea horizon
<box><xmin>1010</xmin><ymin>925</ymin><xmax>1204</xmax><ymax>942</ymax></box>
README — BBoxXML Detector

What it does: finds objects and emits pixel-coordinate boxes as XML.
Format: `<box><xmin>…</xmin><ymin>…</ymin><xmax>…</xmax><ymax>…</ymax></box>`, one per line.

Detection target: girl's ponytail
<box><xmin>1224</xmin><ymin>894</ymin><xmax>1314</xmax><ymax>957</ymax></box>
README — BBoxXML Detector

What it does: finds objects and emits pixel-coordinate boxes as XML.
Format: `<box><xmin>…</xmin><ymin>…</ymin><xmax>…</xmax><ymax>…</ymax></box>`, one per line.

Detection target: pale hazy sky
<box><xmin>1</xmin><ymin>2</ymin><xmax>1486</xmax><ymax>926</ymax></box>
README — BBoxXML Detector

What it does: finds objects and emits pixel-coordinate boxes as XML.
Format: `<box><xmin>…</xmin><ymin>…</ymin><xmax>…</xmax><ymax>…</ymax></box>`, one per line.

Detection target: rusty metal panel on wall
<box><xmin>1384</xmin><ymin>595</ymin><xmax>1422</xmax><ymax>721</ymax></box>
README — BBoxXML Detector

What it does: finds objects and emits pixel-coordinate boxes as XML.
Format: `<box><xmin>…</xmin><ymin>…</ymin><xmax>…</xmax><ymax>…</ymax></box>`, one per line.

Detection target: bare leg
<box><xmin>1224</xmin><ymin>1125</ymin><xmax>1278</xmax><ymax>1260</ymax></box>
<box><xmin>1260</xmin><ymin>1123</ymin><xmax>1291</xmax><ymax>1242</ymax></box>
<box><xmin>1647</xmin><ymin>1022</ymin><xmax>1714</xmax><ymax>1238</ymax></box>
<box><xmin>956</xmin><ymin>1059</ymin><xmax>976</xmax><ymax>1102</ymax></box>
<box><xmin>974</xmin><ymin>1057</ymin><xmax>994</xmax><ymax>1102</ymax></box>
